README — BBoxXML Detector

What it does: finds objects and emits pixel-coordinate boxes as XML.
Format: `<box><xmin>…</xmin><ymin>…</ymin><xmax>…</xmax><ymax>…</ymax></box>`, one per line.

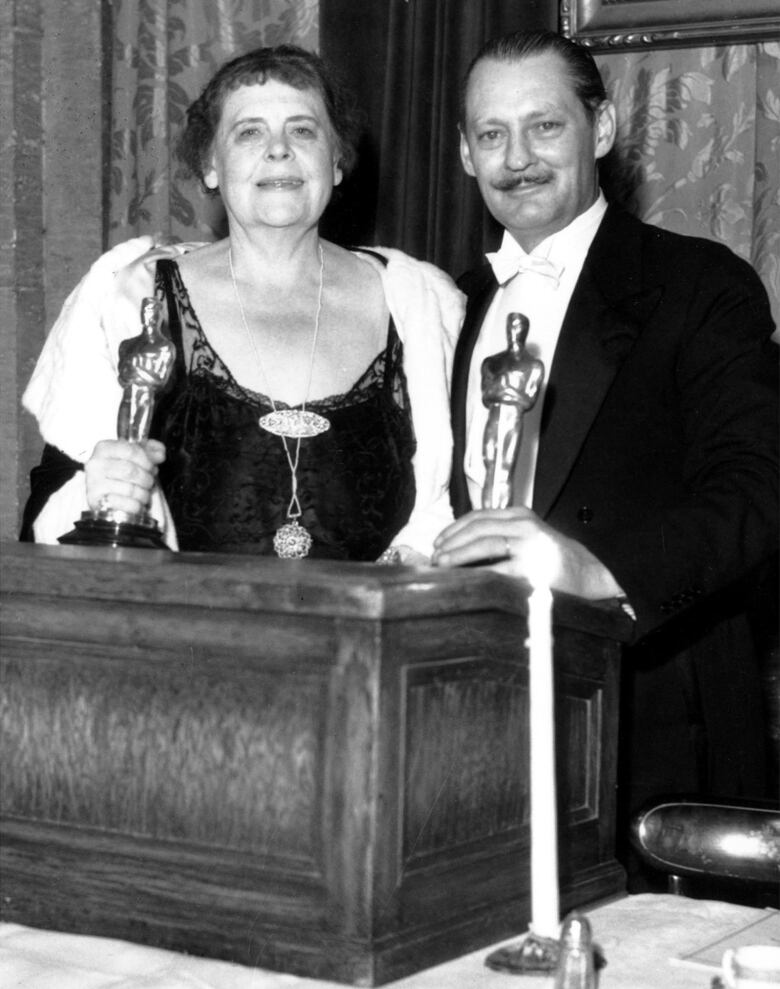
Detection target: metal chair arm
<box><xmin>630</xmin><ymin>798</ymin><xmax>780</xmax><ymax>885</ymax></box>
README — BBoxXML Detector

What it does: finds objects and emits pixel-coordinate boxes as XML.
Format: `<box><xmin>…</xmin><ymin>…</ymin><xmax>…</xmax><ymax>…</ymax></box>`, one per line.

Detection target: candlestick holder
<box><xmin>485</xmin><ymin>914</ymin><xmax>606</xmax><ymax>979</ymax></box>
<box><xmin>485</xmin><ymin>931</ymin><xmax>561</xmax><ymax>975</ymax></box>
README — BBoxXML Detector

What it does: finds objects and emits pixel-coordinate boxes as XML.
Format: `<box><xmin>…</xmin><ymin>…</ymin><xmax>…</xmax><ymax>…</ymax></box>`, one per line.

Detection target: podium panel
<box><xmin>0</xmin><ymin>543</ymin><xmax>632</xmax><ymax>985</ymax></box>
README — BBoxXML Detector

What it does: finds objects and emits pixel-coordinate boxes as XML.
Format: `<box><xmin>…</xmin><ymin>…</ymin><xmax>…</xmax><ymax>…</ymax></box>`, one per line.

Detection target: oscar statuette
<box><xmin>480</xmin><ymin>312</ymin><xmax>545</xmax><ymax>510</ymax></box>
<box><xmin>59</xmin><ymin>296</ymin><xmax>176</xmax><ymax>549</ymax></box>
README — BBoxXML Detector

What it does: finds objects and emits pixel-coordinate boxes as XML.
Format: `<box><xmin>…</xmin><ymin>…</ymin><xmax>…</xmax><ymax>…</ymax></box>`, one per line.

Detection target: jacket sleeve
<box><xmin>584</xmin><ymin>248</ymin><xmax>779</xmax><ymax>641</ymax></box>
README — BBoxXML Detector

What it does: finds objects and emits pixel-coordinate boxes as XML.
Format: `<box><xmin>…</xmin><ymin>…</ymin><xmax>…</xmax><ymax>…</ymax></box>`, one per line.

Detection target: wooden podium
<box><xmin>0</xmin><ymin>543</ymin><xmax>632</xmax><ymax>985</ymax></box>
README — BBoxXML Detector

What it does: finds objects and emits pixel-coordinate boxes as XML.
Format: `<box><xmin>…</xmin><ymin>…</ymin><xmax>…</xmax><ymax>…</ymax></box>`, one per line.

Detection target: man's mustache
<box><xmin>492</xmin><ymin>174</ymin><xmax>551</xmax><ymax>191</ymax></box>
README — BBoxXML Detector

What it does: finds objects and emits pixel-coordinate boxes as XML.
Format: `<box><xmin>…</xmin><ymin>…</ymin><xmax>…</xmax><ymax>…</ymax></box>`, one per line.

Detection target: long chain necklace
<box><xmin>228</xmin><ymin>242</ymin><xmax>328</xmax><ymax>559</ymax></box>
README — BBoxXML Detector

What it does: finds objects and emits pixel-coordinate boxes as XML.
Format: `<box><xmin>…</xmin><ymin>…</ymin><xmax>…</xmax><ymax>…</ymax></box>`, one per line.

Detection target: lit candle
<box><xmin>526</xmin><ymin>534</ymin><xmax>560</xmax><ymax>940</ymax></box>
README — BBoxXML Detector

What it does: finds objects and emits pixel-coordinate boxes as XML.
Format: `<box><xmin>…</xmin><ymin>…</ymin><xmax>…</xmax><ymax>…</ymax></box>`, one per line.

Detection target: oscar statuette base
<box><xmin>58</xmin><ymin>509</ymin><xmax>168</xmax><ymax>550</ymax></box>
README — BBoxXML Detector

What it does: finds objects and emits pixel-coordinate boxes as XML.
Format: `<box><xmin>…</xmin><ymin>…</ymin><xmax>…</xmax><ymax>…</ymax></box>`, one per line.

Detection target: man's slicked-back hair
<box><xmin>460</xmin><ymin>30</ymin><xmax>608</xmax><ymax>126</ymax></box>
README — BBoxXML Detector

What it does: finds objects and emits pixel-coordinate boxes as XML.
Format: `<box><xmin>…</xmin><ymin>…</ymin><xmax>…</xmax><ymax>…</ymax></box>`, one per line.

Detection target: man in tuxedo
<box><xmin>432</xmin><ymin>29</ymin><xmax>778</xmax><ymax>887</ymax></box>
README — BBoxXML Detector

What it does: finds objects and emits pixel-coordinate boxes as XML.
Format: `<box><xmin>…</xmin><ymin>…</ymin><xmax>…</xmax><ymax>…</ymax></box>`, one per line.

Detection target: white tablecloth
<box><xmin>0</xmin><ymin>894</ymin><xmax>770</xmax><ymax>989</ymax></box>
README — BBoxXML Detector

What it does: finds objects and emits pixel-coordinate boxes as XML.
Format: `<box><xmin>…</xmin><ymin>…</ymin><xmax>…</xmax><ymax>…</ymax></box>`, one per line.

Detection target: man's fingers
<box><xmin>433</xmin><ymin>509</ymin><xmax>538</xmax><ymax>560</ymax></box>
<box><xmin>434</xmin><ymin>532</ymin><xmax>511</xmax><ymax>567</ymax></box>
<box><xmin>434</xmin><ymin>506</ymin><xmax>533</xmax><ymax>549</ymax></box>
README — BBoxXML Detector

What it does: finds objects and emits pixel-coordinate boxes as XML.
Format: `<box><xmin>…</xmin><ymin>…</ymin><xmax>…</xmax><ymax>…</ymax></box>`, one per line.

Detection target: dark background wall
<box><xmin>320</xmin><ymin>0</ymin><xmax>555</xmax><ymax>277</ymax></box>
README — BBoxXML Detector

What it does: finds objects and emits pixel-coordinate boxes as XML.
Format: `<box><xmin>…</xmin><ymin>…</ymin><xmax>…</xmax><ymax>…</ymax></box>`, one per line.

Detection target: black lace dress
<box><xmin>150</xmin><ymin>257</ymin><xmax>416</xmax><ymax>560</ymax></box>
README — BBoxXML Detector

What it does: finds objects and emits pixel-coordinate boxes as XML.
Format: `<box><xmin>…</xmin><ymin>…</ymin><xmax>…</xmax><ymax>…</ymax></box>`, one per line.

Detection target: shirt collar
<box><xmin>491</xmin><ymin>192</ymin><xmax>607</xmax><ymax>276</ymax></box>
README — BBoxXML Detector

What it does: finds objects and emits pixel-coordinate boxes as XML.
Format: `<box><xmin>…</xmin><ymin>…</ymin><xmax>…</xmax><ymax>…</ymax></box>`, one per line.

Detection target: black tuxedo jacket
<box><xmin>451</xmin><ymin>205</ymin><xmax>778</xmax><ymax>807</ymax></box>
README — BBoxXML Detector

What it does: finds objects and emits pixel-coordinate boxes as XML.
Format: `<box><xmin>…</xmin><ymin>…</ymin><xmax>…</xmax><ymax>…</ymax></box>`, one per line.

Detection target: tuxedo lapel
<box><xmin>533</xmin><ymin>208</ymin><xmax>663</xmax><ymax>518</ymax></box>
<box><xmin>451</xmin><ymin>209</ymin><xmax>663</xmax><ymax>520</ymax></box>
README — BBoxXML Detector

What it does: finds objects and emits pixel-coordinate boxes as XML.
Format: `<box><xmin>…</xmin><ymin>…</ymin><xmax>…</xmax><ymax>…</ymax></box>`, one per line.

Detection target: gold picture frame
<box><xmin>561</xmin><ymin>0</ymin><xmax>780</xmax><ymax>51</ymax></box>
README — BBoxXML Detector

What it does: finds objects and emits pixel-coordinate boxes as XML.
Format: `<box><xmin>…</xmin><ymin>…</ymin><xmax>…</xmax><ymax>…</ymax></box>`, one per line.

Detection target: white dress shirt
<box><xmin>465</xmin><ymin>194</ymin><xmax>608</xmax><ymax>511</ymax></box>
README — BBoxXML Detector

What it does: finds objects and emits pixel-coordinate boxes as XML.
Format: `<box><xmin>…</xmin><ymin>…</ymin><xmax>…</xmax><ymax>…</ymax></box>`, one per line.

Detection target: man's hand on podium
<box><xmin>432</xmin><ymin>507</ymin><xmax>625</xmax><ymax>601</ymax></box>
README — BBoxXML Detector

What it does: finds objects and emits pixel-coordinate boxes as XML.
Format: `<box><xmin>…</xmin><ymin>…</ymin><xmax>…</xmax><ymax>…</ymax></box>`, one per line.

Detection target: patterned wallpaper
<box><xmin>598</xmin><ymin>43</ymin><xmax>780</xmax><ymax>330</ymax></box>
<box><xmin>109</xmin><ymin>0</ymin><xmax>319</xmax><ymax>244</ymax></box>
<box><xmin>106</xmin><ymin>3</ymin><xmax>779</xmax><ymax>329</ymax></box>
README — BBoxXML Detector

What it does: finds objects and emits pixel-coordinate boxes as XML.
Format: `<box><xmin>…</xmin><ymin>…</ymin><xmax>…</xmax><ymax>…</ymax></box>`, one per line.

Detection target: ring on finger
<box><xmin>98</xmin><ymin>494</ymin><xmax>111</xmax><ymax>513</ymax></box>
<box><xmin>503</xmin><ymin>536</ymin><xmax>512</xmax><ymax>559</ymax></box>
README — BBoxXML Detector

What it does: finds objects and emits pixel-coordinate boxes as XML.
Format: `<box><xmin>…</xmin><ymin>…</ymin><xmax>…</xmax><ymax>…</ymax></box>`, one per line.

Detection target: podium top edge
<box><xmin>1</xmin><ymin>541</ymin><xmax>634</xmax><ymax>639</ymax></box>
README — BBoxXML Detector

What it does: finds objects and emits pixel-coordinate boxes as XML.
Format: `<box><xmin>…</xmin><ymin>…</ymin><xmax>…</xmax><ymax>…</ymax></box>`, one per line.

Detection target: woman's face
<box><xmin>204</xmin><ymin>79</ymin><xmax>343</xmax><ymax>233</ymax></box>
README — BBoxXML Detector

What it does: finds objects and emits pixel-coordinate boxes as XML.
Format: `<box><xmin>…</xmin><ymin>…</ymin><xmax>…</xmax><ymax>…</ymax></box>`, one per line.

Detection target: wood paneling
<box><xmin>1</xmin><ymin>544</ymin><xmax>631</xmax><ymax>984</ymax></box>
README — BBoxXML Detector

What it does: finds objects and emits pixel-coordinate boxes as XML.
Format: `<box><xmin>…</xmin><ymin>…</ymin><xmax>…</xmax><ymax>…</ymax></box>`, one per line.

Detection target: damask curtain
<box><xmin>108</xmin><ymin>0</ymin><xmax>318</xmax><ymax>246</ymax></box>
<box><xmin>107</xmin><ymin>3</ymin><xmax>779</xmax><ymax>328</ymax></box>
<box><xmin>320</xmin><ymin>0</ymin><xmax>555</xmax><ymax>276</ymax></box>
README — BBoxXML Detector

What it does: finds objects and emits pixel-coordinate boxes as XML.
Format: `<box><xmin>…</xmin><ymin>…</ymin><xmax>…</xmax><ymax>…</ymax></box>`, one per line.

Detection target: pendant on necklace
<box><xmin>273</xmin><ymin>519</ymin><xmax>313</xmax><ymax>559</ymax></box>
<box><xmin>259</xmin><ymin>409</ymin><xmax>330</xmax><ymax>438</ymax></box>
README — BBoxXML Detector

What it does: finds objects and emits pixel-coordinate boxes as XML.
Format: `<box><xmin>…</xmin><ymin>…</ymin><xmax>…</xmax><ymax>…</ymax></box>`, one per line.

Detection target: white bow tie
<box><xmin>486</xmin><ymin>243</ymin><xmax>563</xmax><ymax>288</ymax></box>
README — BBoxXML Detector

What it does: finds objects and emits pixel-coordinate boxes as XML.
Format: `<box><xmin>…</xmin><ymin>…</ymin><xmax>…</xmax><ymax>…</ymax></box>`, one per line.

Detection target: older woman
<box><xmin>22</xmin><ymin>45</ymin><xmax>464</xmax><ymax>562</ymax></box>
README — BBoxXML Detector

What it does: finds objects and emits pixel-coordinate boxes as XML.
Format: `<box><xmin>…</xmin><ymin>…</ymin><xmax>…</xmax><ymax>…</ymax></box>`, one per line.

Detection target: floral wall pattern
<box><xmin>597</xmin><ymin>43</ymin><xmax>780</xmax><ymax>331</ymax></box>
<box><xmin>107</xmin><ymin>4</ymin><xmax>779</xmax><ymax>330</ymax></box>
<box><xmin>109</xmin><ymin>0</ymin><xmax>318</xmax><ymax>246</ymax></box>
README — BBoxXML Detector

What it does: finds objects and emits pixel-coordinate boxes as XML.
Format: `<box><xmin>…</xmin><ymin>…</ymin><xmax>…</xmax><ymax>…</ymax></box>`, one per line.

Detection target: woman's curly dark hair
<box><xmin>177</xmin><ymin>44</ymin><xmax>363</xmax><ymax>194</ymax></box>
